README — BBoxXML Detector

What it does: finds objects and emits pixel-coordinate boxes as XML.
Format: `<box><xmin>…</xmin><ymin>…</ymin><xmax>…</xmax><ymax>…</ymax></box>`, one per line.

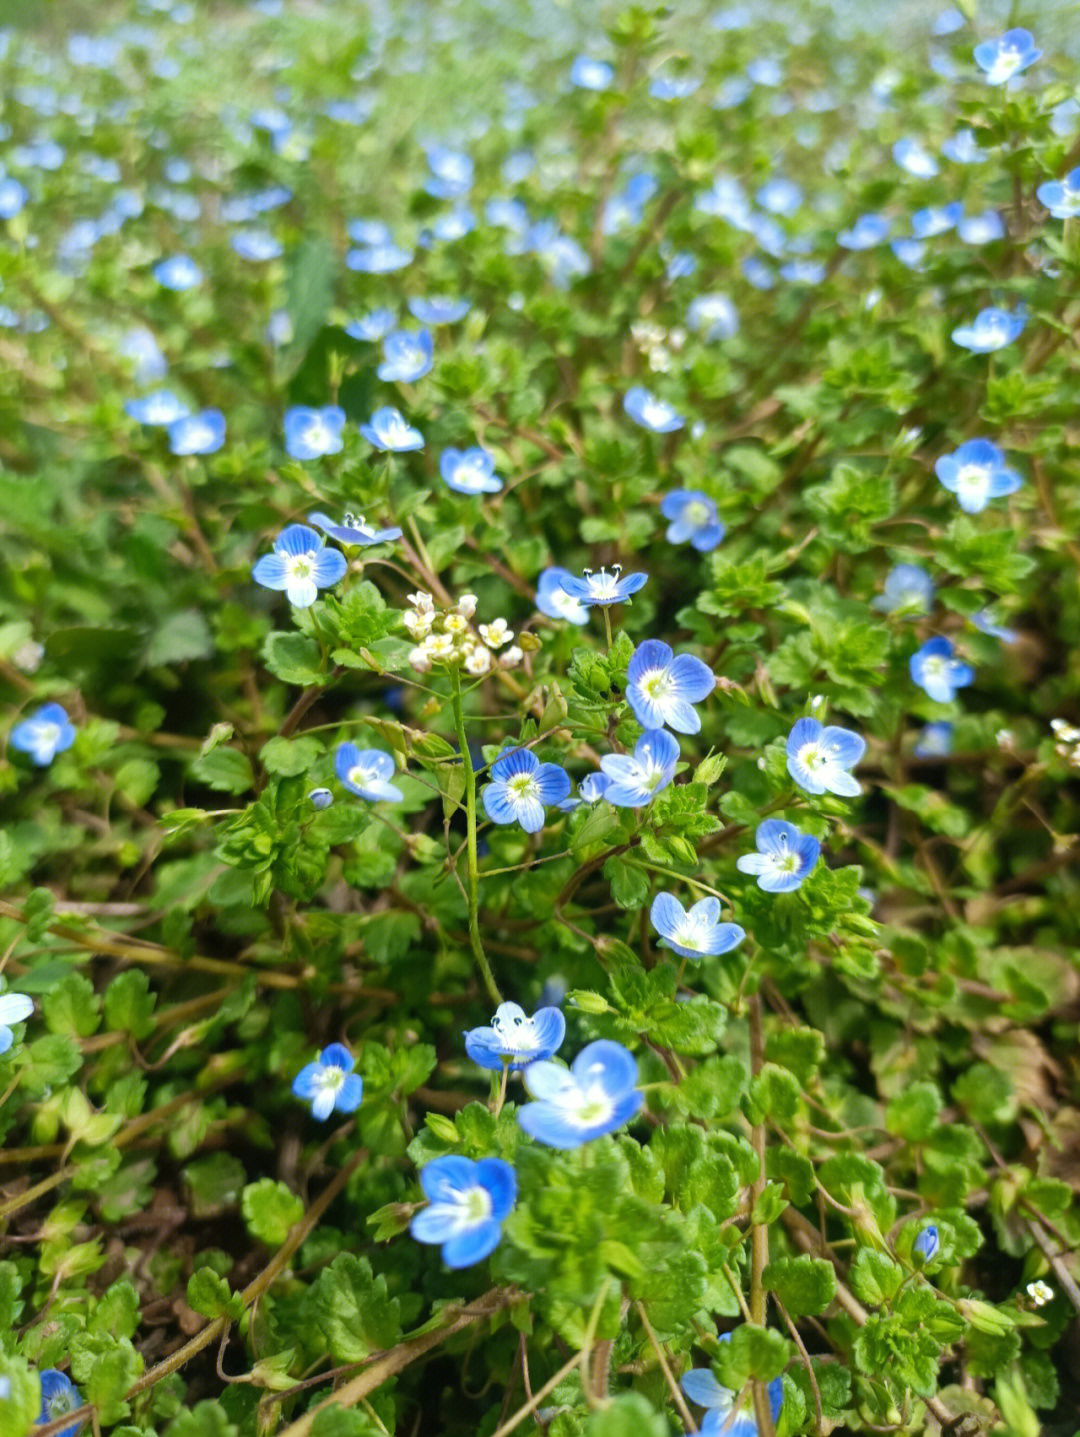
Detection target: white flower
<box><xmin>409</xmin><ymin>646</ymin><xmax>432</xmax><ymax>673</ymax></box>
<box><xmin>423</xmin><ymin>633</ymin><xmax>457</xmax><ymax>659</ymax></box>
<box><xmin>407</xmin><ymin>590</ymin><xmax>434</xmax><ymax>613</ymax></box>
<box><xmin>404</xmin><ymin>609</ymin><xmax>433</xmax><ymax>638</ymax></box>
<box><xmin>1026</xmin><ymin>1280</ymin><xmax>1054</xmax><ymax>1307</ymax></box>
<box><xmin>443</xmin><ymin>612</ymin><xmax>470</xmax><ymax>634</ymax></box>
<box><xmin>456</xmin><ymin>593</ymin><xmax>478</xmax><ymax>618</ymax></box>
<box><xmin>464</xmin><ymin>647</ymin><xmax>492</xmax><ymax>676</ymax></box>
<box><xmin>480</xmin><ymin>618</ymin><xmax>513</xmax><ymax>648</ymax></box>
<box><xmin>499</xmin><ymin>645</ymin><xmax>524</xmax><ymax>669</ymax></box>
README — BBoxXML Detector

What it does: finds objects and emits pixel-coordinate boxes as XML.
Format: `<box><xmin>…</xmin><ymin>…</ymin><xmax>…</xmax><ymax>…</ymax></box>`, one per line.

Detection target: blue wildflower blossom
<box><xmin>650</xmin><ymin>893</ymin><xmax>744</xmax><ymax>960</ymax></box>
<box><xmin>682</xmin><ymin>1339</ymin><xmax>783</xmax><ymax>1437</ymax></box>
<box><xmin>464</xmin><ymin>1002</ymin><xmax>566</xmax><ymax>1070</ymax></box>
<box><xmin>408</xmin><ymin>296</ymin><xmax>470</xmax><ymax>324</ymax></box>
<box><xmin>378</xmin><ymin>328</ymin><xmax>434</xmax><ymax>383</ymax></box>
<box><xmin>578</xmin><ymin>773</ymin><xmax>610</xmax><ymax>803</ymax></box>
<box><xmin>942</xmin><ymin>129</ymin><xmax>986</xmax><ymax>164</ymax></box>
<box><xmin>910</xmin><ymin>637</ymin><xmax>974</xmax><ymax>703</ymax></box>
<box><xmin>838</xmin><ymin>213</ymin><xmax>890</xmax><ymax>249</ymax></box>
<box><xmin>558</xmin><ymin>565</ymin><xmax>647</xmax><ymax>608</ymax></box>
<box><xmin>913</xmin><ymin>1223</ymin><xmax>940</xmax><ymax>1264</ymax></box>
<box><xmin>935</xmin><ymin>439</ymin><xmax>1022</xmax><ymax>513</ymax></box>
<box><xmin>334</xmin><ymin>744</ymin><xmax>403</xmax><ymax>803</ymax></box>
<box><xmin>344</xmin><ymin>308</ymin><xmax>397</xmax><ymax>341</ymax></box>
<box><xmin>536</xmin><ymin>567</ymin><xmax>589</xmax><ymax>625</ymax></box>
<box><xmin>626</xmin><ymin>640</ymin><xmax>715</xmax><ymax>733</ymax></box>
<box><xmin>346</xmin><ymin>242</ymin><xmax>413</xmax><ymax>273</ymax></box>
<box><xmin>0</xmin><ymin>992</ymin><xmax>34</xmax><ymax>1055</ymax></box>
<box><xmin>957</xmin><ymin>211</ymin><xmax>1005</xmax><ymax>245</ymax></box>
<box><xmin>914</xmin><ymin>721</ymin><xmax>954</xmax><ymax>758</ymax></box>
<box><xmin>786</xmin><ymin>718</ymin><xmax>864</xmax><ymax>797</ymax></box>
<box><xmin>168</xmin><ymin>410</ymin><xmax>226</xmax><ymax>456</ymax></box>
<box><xmin>230</xmin><ymin>229</ymin><xmax>282</xmax><ymax>261</ymax></box>
<box><xmin>1037</xmin><ymin>168</ymin><xmax>1080</xmax><ymax>220</ymax></box>
<box><xmin>125</xmin><ymin>390</ymin><xmax>190</xmax><ymax>426</ymax></box>
<box><xmin>481</xmin><ymin>748</ymin><xmax>571</xmax><ymax>833</ymax></box>
<box><xmin>737</xmin><ymin>820</ymin><xmax>821</xmax><ymax>893</ymax></box>
<box><xmin>410</xmin><ymin>1156</ymin><xmax>516</xmax><ymax>1267</ymax></box>
<box><xmin>951</xmin><ymin>307</ymin><xmax>1025</xmax><ymax>352</ymax></box>
<box><xmin>972</xmin><ymin>610</ymin><xmax>1017</xmax><ymax>643</ymax></box>
<box><xmin>252</xmin><ymin>524</ymin><xmax>347</xmax><ymax>607</ymax></box>
<box><xmin>10</xmin><ymin>703</ymin><xmax>76</xmax><ymax>767</ymax></box>
<box><xmin>348</xmin><ymin>219</ymin><xmax>392</xmax><ymax>247</ymax></box>
<box><xmin>781</xmin><ymin>257</ymin><xmax>828</xmax><ymax>283</ymax></box>
<box><xmin>153</xmin><ymin>254</ymin><xmax>202</xmax><ymax>289</ymax></box>
<box><xmin>518</xmin><ymin>1039</ymin><xmax>642</xmax><ymax>1149</ymax></box>
<box><xmin>38</xmin><ymin>1370</ymin><xmax>84</xmax><ymax>1437</ymax></box>
<box><xmin>283</xmin><ymin>406</ymin><xmax>345</xmax><ymax>460</ymax></box>
<box><xmin>687</xmin><ymin>293</ymin><xmax>739</xmax><ymax>341</ymax></box>
<box><xmin>742</xmin><ymin>256</ymin><xmax>777</xmax><ymax>288</ymax></box>
<box><xmin>308</xmin><ymin>787</ymin><xmax>333</xmax><ymax>809</ymax></box>
<box><xmin>651</xmin><ymin>74</ymin><xmax>700</xmax><ymax>101</ymax></box>
<box><xmin>660</xmin><ymin>490</ymin><xmax>725</xmax><ymax>551</ymax></box>
<box><xmin>0</xmin><ymin>176</ymin><xmax>29</xmax><ymax>220</ymax></box>
<box><xmin>292</xmin><ymin>1043</ymin><xmax>363</xmax><ymax>1120</ymax></box>
<box><xmin>911</xmin><ymin>202</ymin><xmax>964</xmax><ymax>238</ymax></box>
<box><xmin>933</xmin><ymin>7</ymin><xmax>965</xmax><ymax>35</ymax></box>
<box><xmin>894</xmin><ymin>138</ymin><xmax>939</xmax><ymax>177</ymax></box>
<box><xmin>425</xmin><ymin>145</ymin><xmax>473</xmax><ymax>200</ymax></box>
<box><xmin>872</xmin><ymin>564</ymin><xmax>934</xmax><ymax>616</ymax></box>
<box><xmin>307</xmin><ymin>511</ymin><xmax>402</xmax><ymax>546</ymax></box>
<box><xmin>359</xmin><ymin>406</ymin><xmax>424</xmax><ymax>452</ymax></box>
<box><xmin>623</xmin><ymin>386</ymin><xmax>684</xmax><ymax>433</ymax></box>
<box><xmin>600</xmin><ymin>729</ymin><xmax>680</xmax><ymax>808</ymax></box>
<box><xmin>440</xmin><ymin>447</ymin><xmax>503</xmax><ymax>495</ymax></box>
<box><xmin>974</xmin><ymin>29</ymin><xmax>1041</xmax><ymax>85</ymax></box>
<box><xmin>570</xmin><ymin>55</ymin><xmax>614</xmax><ymax>91</ymax></box>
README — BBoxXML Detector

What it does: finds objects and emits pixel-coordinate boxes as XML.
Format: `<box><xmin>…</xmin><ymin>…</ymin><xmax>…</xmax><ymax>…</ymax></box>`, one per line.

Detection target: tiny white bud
<box><xmin>407</xmin><ymin>590</ymin><xmax>434</xmax><ymax>613</ymax></box>
<box><xmin>456</xmin><ymin>593</ymin><xmax>478</xmax><ymax>618</ymax></box>
<box><xmin>12</xmin><ymin>640</ymin><xmax>45</xmax><ymax>674</ymax></box>
<box><xmin>409</xmin><ymin>646</ymin><xmax>432</xmax><ymax>673</ymax></box>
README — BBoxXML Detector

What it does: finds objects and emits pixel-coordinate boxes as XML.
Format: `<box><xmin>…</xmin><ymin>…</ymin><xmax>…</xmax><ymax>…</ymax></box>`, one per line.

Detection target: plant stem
<box><xmin>450</xmin><ymin>667</ymin><xmax>502</xmax><ymax>1006</ymax></box>
<box><xmin>602</xmin><ymin>605</ymin><xmax>613</xmax><ymax>650</ymax></box>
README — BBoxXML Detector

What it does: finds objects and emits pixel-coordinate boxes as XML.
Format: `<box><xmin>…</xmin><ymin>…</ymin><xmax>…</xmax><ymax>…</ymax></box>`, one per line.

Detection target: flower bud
<box><xmin>409</xmin><ymin>646</ymin><xmax>432</xmax><ymax>673</ymax></box>
<box><xmin>517</xmin><ymin>632</ymin><xmax>542</xmax><ymax>653</ymax></box>
<box><xmin>499</xmin><ymin>645</ymin><xmax>524</xmax><ymax>668</ymax></box>
<box><xmin>912</xmin><ymin>1223</ymin><xmax>939</xmax><ymax>1265</ymax></box>
<box><xmin>308</xmin><ymin>787</ymin><xmax>333</xmax><ymax>810</ymax></box>
<box><xmin>456</xmin><ymin>593</ymin><xmax>478</xmax><ymax>617</ymax></box>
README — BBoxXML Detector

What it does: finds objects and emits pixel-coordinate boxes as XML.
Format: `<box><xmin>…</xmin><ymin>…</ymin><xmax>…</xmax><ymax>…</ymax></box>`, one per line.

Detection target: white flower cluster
<box><xmin>403</xmin><ymin>591</ymin><xmax>530</xmax><ymax>676</ymax></box>
<box><xmin>1026</xmin><ymin>1279</ymin><xmax>1054</xmax><ymax>1308</ymax></box>
<box><xmin>1050</xmin><ymin>718</ymin><xmax>1080</xmax><ymax>768</ymax></box>
<box><xmin>631</xmin><ymin>319</ymin><xmax>686</xmax><ymax>374</ymax></box>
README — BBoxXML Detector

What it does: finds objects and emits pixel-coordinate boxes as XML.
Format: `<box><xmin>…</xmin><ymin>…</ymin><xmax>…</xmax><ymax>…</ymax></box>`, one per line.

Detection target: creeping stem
<box><xmin>450</xmin><ymin>667</ymin><xmax>502</xmax><ymax>1006</ymax></box>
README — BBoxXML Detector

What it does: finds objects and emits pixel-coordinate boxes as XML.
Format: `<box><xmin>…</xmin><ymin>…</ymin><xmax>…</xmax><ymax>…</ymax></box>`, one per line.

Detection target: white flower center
<box><xmin>570</xmin><ymin>1082</ymin><xmax>614</xmax><ymax>1126</ymax></box>
<box><xmin>956</xmin><ymin>464</ymin><xmax>987</xmax><ymax>492</ymax></box>
<box><xmin>798</xmin><ymin>741</ymin><xmax>824</xmax><ymax>771</ymax></box>
<box><xmin>318</xmin><ymin>1066</ymin><xmax>345</xmax><ymax>1093</ymax></box>
<box><xmin>509</xmin><ymin>774</ymin><xmax>539</xmax><ymax>802</ymax></box>
<box><xmin>642</xmin><ymin>669</ymin><xmax>672</xmax><ymax>701</ymax></box>
<box><xmin>287</xmin><ymin>555</ymin><xmax>313</xmax><ymax>580</ymax></box>
<box><xmin>685</xmin><ymin>501</ymin><xmax>710</xmax><ymax>525</ymax></box>
<box><xmin>348</xmin><ymin>764</ymin><xmax>378</xmax><ymax>789</ymax></box>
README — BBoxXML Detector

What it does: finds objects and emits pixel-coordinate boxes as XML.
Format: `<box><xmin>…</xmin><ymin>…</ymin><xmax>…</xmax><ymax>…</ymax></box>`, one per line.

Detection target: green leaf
<box><xmin>885</xmin><ymin>1081</ymin><xmax>942</xmax><ymax>1142</ymax></box>
<box><xmin>103</xmin><ymin>971</ymin><xmax>156</xmax><ymax>1041</ymax></box>
<box><xmin>262</xmin><ymin>631</ymin><xmax>325</xmax><ymax>686</ymax></box>
<box><xmin>241</xmin><ymin>1179</ymin><xmax>304</xmax><ymax>1247</ymax></box>
<box><xmin>189</xmin><ymin>747</ymin><xmax>254</xmax><ymax>795</ymax></box>
<box><xmin>713</xmin><ymin>1323</ymin><xmax>789</xmax><ymax>1387</ymax></box>
<box><xmin>0</xmin><ymin>1353</ymin><xmax>40</xmax><ymax>1436</ymax></box>
<box><xmin>145</xmin><ymin>610</ymin><xmax>214</xmax><ymax>667</ymax></box>
<box><xmin>187</xmin><ymin>1268</ymin><xmax>244</xmax><ymax>1321</ymax></box>
<box><xmin>848</xmin><ymin>1248</ymin><xmax>903</xmax><ymax>1307</ymax></box>
<box><xmin>605</xmin><ymin>855</ymin><xmax>650</xmax><ymax>908</ymax></box>
<box><xmin>42</xmin><ymin>972</ymin><xmax>101</xmax><ymax>1037</ymax></box>
<box><xmin>763</xmin><ymin>1255</ymin><xmax>837</xmax><ymax>1316</ymax></box>
<box><xmin>259</xmin><ymin>735</ymin><xmax>324</xmax><ymax>776</ymax></box>
<box><xmin>165</xmin><ymin>1401</ymin><xmax>239</xmax><ymax>1437</ymax></box>
<box><xmin>310</xmin><ymin>1254</ymin><xmax>402</xmax><ymax>1364</ymax></box>
<box><xmin>584</xmin><ymin>1393</ymin><xmax>671</xmax><ymax>1437</ymax></box>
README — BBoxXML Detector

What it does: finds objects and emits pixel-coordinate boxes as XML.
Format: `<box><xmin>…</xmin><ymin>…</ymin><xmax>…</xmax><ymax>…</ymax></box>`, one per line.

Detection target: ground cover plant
<box><xmin>2</xmin><ymin>1</ymin><xmax>1080</xmax><ymax>1434</ymax></box>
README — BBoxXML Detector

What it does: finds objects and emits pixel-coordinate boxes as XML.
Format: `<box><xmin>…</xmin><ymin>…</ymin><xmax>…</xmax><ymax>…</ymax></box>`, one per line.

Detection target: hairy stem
<box><xmin>450</xmin><ymin>667</ymin><xmax>502</xmax><ymax>1005</ymax></box>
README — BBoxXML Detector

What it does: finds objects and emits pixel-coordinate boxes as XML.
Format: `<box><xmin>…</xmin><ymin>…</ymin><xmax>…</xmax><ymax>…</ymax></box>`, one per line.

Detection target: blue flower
<box><xmin>660</xmin><ymin>490</ymin><xmax>724</xmax><ymax>551</ymax></box>
<box><xmin>623</xmin><ymin>386</ymin><xmax>684</xmax><ymax>433</ymax></box>
<box><xmin>252</xmin><ymin>524</ymin><xmax>347</xmax><ymax>607</ymax></box>
<box><xmin>933</xmin><ymin>7</ymin><xmax>965</xmax><ymax>35</ymax></box>
<box><xmin>230</xmin><ymin>229</ymin><xmax>282</xmax><ymax>261</ymax></box>
<box><xmin>650</xmin><ymin>893</ymin><xmax>744</xmax><ymax>960</ymax></box>
<box><xmin>348</xmin><ymin>219</ymin><xmax>392</xmax><ymax>247</ymax></box>
<box><xmin>168</xmin><ymin>410</ymin><xmax>226</xmax><ymax>456</ymax></box>
<box><xmin>913</xmin><ymin>721</ymin><xmax>954</xmax><ymax>758</ymax></box>
<box><xmin>284</xmin><ymin>406</ymin><xmax>345</xmax><ymax>460</ymax></box>
<box><xmin>536</xmin><ymin>567</ymin><xmax>589</xmax><ymax>625</ymax></box>
<box><xmin>307</xmin><ymin>511</ymin><xmax>402</xmax><ymax>546</ymax></box>
<box><xmin>292</xmin><ymin>1042</ymin><xmax>363</xmax><ymax>1120</ymax></box>
<box><xmin>359</xmin><ymin>406</ymin><xmax>424</xmax><ymax>452</ymax></box>
<box><xmin>838</xmin><ymin>213</ymin><xmax>890</xmax><ymax>250</ymax></box>
<box><xmin>935</xmin><ymin>439</ymin><xmax>1022</xmax><ymax>513</ymax></box>
<box><xmin>346</xmin><ymin>242</ymin><xmax>413</xmax><ymax>273</ymax></box>
<box><xmin>440</xmin><ymin>447</ymin><xmax>503</xmax><ymax>495</ymax></box>
<box><xmin>125</xmin><ymin>390</ymin><xmax>190</xmax><ymax>426</ymax></box>
<box><xmin>786</xmin><ymin>718</ymin><xmax>864</xmax><ymax>797</ymax></box>
<box><xmin>1037</xmin><ymin>168</ymin><xmax>1080</xmax><ymax>220</ymax></box>
<box><xmin>518</xmin><ymin>1039</ymin><xmax>642</xmax><ymax>1148</ymax></box>
<box><xmin>600</xmin><ymin>729</ymin><xmax>680</xmax><ymax>808</ymax></box>
<box><xmin>0</xmin><ymin>176</ymin><xmax>29</xmax><ymax>220</ymax></box>
<box><xmin>481</xmin><ymin>748</ymin><xmax>571</xmax><ymax>833</ymax></box>
<box><xmin>665</xmin><ymin>250</ymin><xmax>697</xmax><ymax>281</ymax></box>
<box><xmin>757</xmin><ymin>178</ymin><xmax>802</xmax><ymax>216</ymax></box>
<box><xmin>651</xmin><ymin>75</ymin><xmax>700</xmax><ymax>101</ymax></box>
<box><xmin>872</xmin><ymin>564</ymin><xmax>935</xmax><ymax>616</ymax></box>
<box><xmin>464</xmin><ymin>1001</ymin><xmax>566</xmax><ymax>1070</ymax></box>
<box><xmin>558</xmin><ymin>566</ymin><xmax>648</xmax><ymax>608</ymax></box>
<box><xmin>687</xmin><ymin>293</ymin><xmax>739</xmax><ymax>342</ymax></box>
<box><xmin>425</xmin><ymin>145</ymin><xmax>473</xmax><ymax>200</ymax></box>
<box><xmin>410</xmin><ymin>1155</ymin><xmax>516</xmax><ymax>1267</ymax></box>
<box><xmin>626</xmin><ymin>640</ymin><xmax>715</xmax><ymax>733</ymax></box>
<box><xmin>681</xmin><ymin>1340</ymin><xmax>783</xmax><ymax>1437</ymax></box>
<box><xmin>38</xmin><ymin>1370</ymin><xmax>84</xmax><ymax>1437</ymax></box>
<box><xmin>308</xmin><ymin>787</ymin><xmax>334</xmax><ymax>809</ymax></box>
<box><xmin>153</xmin><ymin>254</ymin><xmax>202</xmax><ymax>289</ymax></box>
<box><xmin>737</xmin><ymin>820</ymin><xmax>821</xmax><ymax>893</ymax></box>
<box><xmin>913</xmin><ymin>1223</ymin><xmax>940</xmax><ymax>1264</ymax></box>
<box><xmin>378</xmin><ymin>328</ymin><xmax>434</xmax><ymax>383</ymax></box>
<box><xmin>408</xmin><ymin>296</ymin><xmax>470</xmax><ymax>324</ymax></box>
<box><xmin>570</xmin><ymin>55</ymin><xmax>614</xmax><ymax>91</ymax></box>
<box><xmin>951</xmin><ymin>307</ymin><xmax>1025</xmax><ymax>353</ymax></box>
<box><xmin>344</xmin><ymin>308</ymin><xmax>397</xmax><ymax>341</ymax></box>
<box><xmin>942</xmin><ymin>129</ymin><xmax>986</xmax><ymax>164</ymax></box>
<box><xmin>894</xmin><ymin>138</ymin><xmax>939</xmax><ymax>178</ymax></box>
<box><xmin>971</xmin><ymin>609</ymin><xmax>1017</xmax><ymax>644</ymax></box>
<box><xmin>0</xmin><ymin>992</ymin><xmax>33</xmax><ymax>1055</ymax></box>
<box><xmin>742</xmin><ymin>256</ymin><xmax>776</xmax><ymax>289</ymax></box>
<box><xmin>334</xmin><ymin>744</ymin><xmax>403</xmax><ymax>802</ymax></box>
<box><xmin>10</xmin><ymin>704</ymin><xmax>76</xmax><ymax>767</ymax></box>
<box><xmin>957</xmin><ymin>211</ymin><xmax>1005</xmax><ymax>245</ymax></box>
<box><xmin>974</xmin><ymin>29</ymin><xmax>1041</xmax><ymax>85</ymax></box>
<box><xmin>577</xmin><ymin>772</ymin><xmax>610</xmax><ymax>804</ymax></box>
<box><xmin>911</xmin><ymin>202</ymin><xmax>964</xmax><ymax>238</ymax></box>
<box><xmin>910</xmin><ymin>637</ymin><xmax>974</xmax><ymax>704</ymax></box>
